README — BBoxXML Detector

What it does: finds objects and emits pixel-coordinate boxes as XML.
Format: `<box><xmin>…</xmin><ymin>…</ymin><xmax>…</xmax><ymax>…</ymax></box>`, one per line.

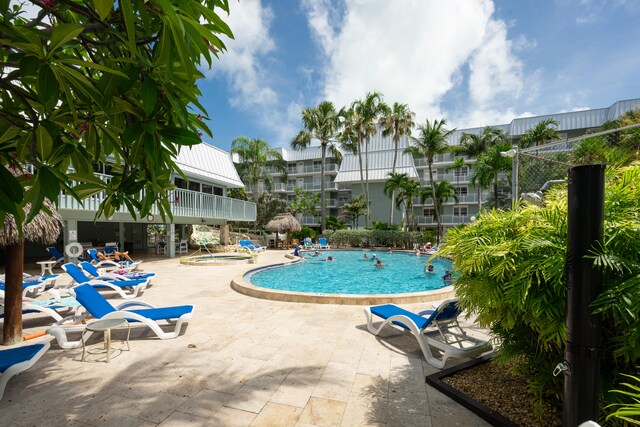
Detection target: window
<box><xmin>202</xmin><ymin>184</ymin><xmax>213</xmax><ymax>194</ymax></box>
<box><xmin>174</xmin><ymin>178</ymin><xmax>188</xmax><ymax>189</ymax></box>
<box><xmin>313</xmin><ymin>160</ymin><xmax>322</xmax><ymax>171</ymax></box>
<box><xmin>213</xmin><ymin>187</ymin><xmax>223</xmax><ymax>196</ymax></box>
<box><xmin>188</xmin><ymin>181</ymin><xmax>200</xmax><ymax>192</ymax></box>
<box><xmin>454</xmin><ymin>166</ymin><xmax>469</xmax><ymax>177</ymax></box>
<box><xmin>453</xmin><ymin>207</ymin><xmax>468</xmax><ymax>216</ymax></box>
<box><xmin>455</xmin><ymin>187</ymin><xmax>468</xmax><ymax>197</ymax></box>
<box><xmin>423</xmin><ymin>208</ymin><xmax>436</xmax><ymax>217</ymax></box>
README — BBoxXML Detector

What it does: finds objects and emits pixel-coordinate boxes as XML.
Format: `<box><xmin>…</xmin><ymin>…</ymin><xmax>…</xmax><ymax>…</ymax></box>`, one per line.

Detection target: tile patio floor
<box><xmin>0</xmin><ymin>251</ymin><xmax>491</xmax><ymax>426</ymax></box>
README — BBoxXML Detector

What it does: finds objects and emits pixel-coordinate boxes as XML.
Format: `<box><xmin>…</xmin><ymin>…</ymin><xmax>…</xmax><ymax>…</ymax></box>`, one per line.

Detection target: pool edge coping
<box><xmin>230</xmin><ymin>254</ymin><xmax>456</xmax><ymax>305</ymax></box>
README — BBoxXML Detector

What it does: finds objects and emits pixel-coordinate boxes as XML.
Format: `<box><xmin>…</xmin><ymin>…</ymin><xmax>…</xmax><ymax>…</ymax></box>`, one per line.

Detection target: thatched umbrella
<box><xmin>0</xmin><ymin>200</ymin><xmax>63</xmax><ymax>345</ymax></box>
<box><xmin>265</xmin><ymin>212</ymin><xmax>301</xmax><ymax>249</ymax></box>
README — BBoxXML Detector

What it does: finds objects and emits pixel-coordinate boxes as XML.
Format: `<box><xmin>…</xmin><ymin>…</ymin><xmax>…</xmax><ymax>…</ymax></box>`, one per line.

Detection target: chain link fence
<box><xmin>513</xmin><ymin>123</ymin><xmax>640</xmax><ymax>204</ymax></box>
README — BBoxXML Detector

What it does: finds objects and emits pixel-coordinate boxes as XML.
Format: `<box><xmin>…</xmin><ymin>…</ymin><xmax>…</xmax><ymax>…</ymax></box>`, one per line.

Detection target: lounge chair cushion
<box><xmin>370</xmin><ymin>304</ymin><xmax>431</xmax><ymax>330</ymax></box>
<box><xmin>0</xmin><ymin>344</ymin><xmax>46</xmax><ymax>373</ymax></box>
<box><xmin>126</xmin><ymin>306</ymin><xmax>193</xmax><ymax>321</ymax></box>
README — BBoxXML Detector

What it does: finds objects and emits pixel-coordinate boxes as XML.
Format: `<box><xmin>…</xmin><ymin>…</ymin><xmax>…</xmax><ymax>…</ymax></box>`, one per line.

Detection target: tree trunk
<box><xmin>494</xmin><ymin>179</ymin><xmax>499</xmax><ymax>209</ymax></box>
<box><xmin>320</xmin><ymin>143</ymin><xmax>327</xmax><ymax>232</ymax></box>
<box><xmin>365</xmin><ymin>137</ymin><xmax>370</xmax><ymax>227</ymax></box>
<box><xmin>3</xmin><ymin>241</ymin><xmax>24</xmax><ymax>345</ymax></box>
<box><xmin>357</xmin><ymin>144</ymin><xmax>365</xmax><ymax>228</ymax></box>
<box><xmin>390</xmin><ymin>136</ymin><xmax>398</xmax><ymax>224</ymax></box>
<box><xmin>428</xmin><ymin>160</ymin><xmax>441</xmax><ymax>244</ymax></box>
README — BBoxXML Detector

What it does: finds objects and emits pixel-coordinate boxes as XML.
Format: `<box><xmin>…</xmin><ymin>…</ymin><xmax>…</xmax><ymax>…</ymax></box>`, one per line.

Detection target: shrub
<box><xmin>439</xmin><ymin>164</ymin><xmax>640</xmax><ymax>419</ymax></box>
<box><xmin>291</xmin><ymin>226</ymin><xmax>317</xmax><ymax>242</ymax></box>
<box><xmin>323</xmin><ymin>229</ymin><xmax>422</xmax><ymax>248</ymax></box>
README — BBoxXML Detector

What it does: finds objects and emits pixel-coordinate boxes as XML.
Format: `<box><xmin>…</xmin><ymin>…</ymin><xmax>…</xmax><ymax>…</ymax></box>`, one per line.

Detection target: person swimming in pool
<box><xmin>424</xmin><ymin>262</ymin><xmax>435</xmax><ymax>273</ymax></box>
<box><xmin>323</xmin><ymin>256</ymin><xmax>334</xmax><ymax>261</ymax></box>
<box><xmin>442</xmin><ymin>269</ymin><xmax>453</xmax><ymax>283</ymax></box>
<box><xmin>363</xmin><ymin>253</ymin><xmax>369</xmax><ymax>259</ymax></box>
<box><xmin>373</xmin><ymin>258</ymin><xmax>387</xmax><ymax>268</ymax></box>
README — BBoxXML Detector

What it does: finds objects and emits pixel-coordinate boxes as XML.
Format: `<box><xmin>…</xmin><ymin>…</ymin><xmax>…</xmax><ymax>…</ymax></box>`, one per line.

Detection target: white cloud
<box><xmin>302</xmin><ymin>0</ymin><xmax>530</xmax><ymax>131</ymax></box>
<box><xmin>206</xmin><ymin>0</ymin><xmax>277</xmax><ymax>108</ymax></box>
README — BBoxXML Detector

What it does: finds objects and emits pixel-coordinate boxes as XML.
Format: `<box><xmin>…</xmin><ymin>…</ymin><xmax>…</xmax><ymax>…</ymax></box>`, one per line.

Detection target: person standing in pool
<box><xmin>373</xmin><ymin>258</ymin><xmax>387</xmax><ymax>268</ymax></box>
<box><xmin>424</xmin><ymin>262</ymin><xmax>435</xmax><ymax>273</ymax></box>
<box><xmin>442</xmin><ymin>270</ymin><xmax>453</xmax><ymax>283</ymax></box>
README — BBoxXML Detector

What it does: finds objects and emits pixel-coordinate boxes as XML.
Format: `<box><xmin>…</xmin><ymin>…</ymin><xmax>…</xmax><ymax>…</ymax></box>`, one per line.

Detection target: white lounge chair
<box><xmin>47</xmin><ymin>284</ymin><xmax>194</xmax><ymax>349</ymax></box>
<box><xmin>0</xmin><ymin>342</ymin><xmax>50</xmax><ymax>400</ymax></box>
<box><xmin>364</xmin><ymin>299</ymin><xmax>492</xmax><ymax>369</ymax></box>
<box><xmin>0</xmin><ymin>290</ymin><xmax>82</xmax><ymax>322</ymax></box>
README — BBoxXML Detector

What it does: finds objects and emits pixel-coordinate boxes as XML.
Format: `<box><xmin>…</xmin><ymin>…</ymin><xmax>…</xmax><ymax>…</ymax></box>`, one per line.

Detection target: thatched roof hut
<box><xmin>0</xmin><ymin>201</ymin><xmax>64</xmax><ymax>246</ymax></box>
<box><xmin>265</xmin><ymin>213</ymin><xmax>301</xmax><ymax>249</ymax></box>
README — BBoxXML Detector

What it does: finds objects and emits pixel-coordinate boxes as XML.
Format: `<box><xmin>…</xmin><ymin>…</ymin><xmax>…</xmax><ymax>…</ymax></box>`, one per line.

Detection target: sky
<box><xmin>199</xmin><ymin>0</ymin><xmax>640</xmax><ymax>151</ymax></box>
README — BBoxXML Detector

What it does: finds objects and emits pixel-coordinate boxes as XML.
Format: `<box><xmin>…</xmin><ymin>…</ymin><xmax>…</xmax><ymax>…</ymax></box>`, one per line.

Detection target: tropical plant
<box><xmin>291</xmin><ymin>225</ymin><xmax>317</xmax><ymax>242</ymax></box>
<box><xmin>470</xmin><ymin>141</ymin><xmax>512</xmax><ymax>209</ymax></box>
<box><xmin>231</xmin><ymin>136</ymin><xmax>285</xmax><ymax>195</ymax></box>
<box><xmin>351</xmin><ymin>91</ymin><xmax>387</xmax><ymax>225</ymax></box>
<box><xmin>253</xmin><ymin>192</ymin><xmax>287</xmax><ymax>229</ymax></box>
<box><xmin>368</xmin><ymin>221</ymin><xmax>401</xmax><ymax>231</ymax></box>
<box><xmin>440</xmin><ymin>164</ymin><xmax>640</xmax><ymax>418</ymax></box>
<box><xmin>0</xmin><ymin>0</ymin><xmax>233</xmax><ymax>343</ymax></box>
<box><xmin>455</xmin><ymin>127</ymin><xmax>508</xmax><ymax>207</ymax></box>
<box><xmin>291</xmin><ymin>101</ymin><xmax>342</xmax><ymax>232</ymax></box>
<box><xmin>325</xmin><ymin>215</ymin><xmax>347</xmax><ymax>231</ymax></box>
<box><xmin>606</xmin><ymin>373</ymin><xmax>640</xmax><ymax>425</ymax></box>
<box><xmin>340</xmin><ymin>194</ymin><xmax>369</xmax><ymax>228</ymax></box>
<box><xmin>394</xmin><ymin>178</ymin><xmax>421</xmax><ymax>231</ymax></box>
<box><xmin>405</xmin><ymin>118</ymin><xmax>455</xmax><ymax>241</ymax></box>
<box><xmin>226</xmin><ymin>187</ymin><xmax>247</xmax><ymax>200</ymax></box>
<box><xmin>420</xmin><ymin>180</ymin><xmax>459</xmax><ymax>222</ymax></box>
<box><xmin>287</xmin><ymin>187</ymin><xmax>319</xmax><ymax>217</ymax></box>
<box><xmin>381</xmin><ymin>102</ymin><xmax>415</xmax><ymax>223</ymax></box>
<box><xmin>339</xmin><ymin>107</ymin><xmax>366</xmax><ymax>207</ymax></box>
<box><xmin>383</xmin><ymin>172</ymin><xmax>410</xmax><ymax>230</ymax></box>
<box><xmin>519</xmin><ymin>118</ymin><xmax>560</xmax><ymax>149</ymax></box>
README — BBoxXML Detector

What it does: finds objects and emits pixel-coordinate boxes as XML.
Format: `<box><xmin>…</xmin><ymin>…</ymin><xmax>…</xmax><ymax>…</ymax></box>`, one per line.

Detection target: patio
<box><xmin>1</xmin><ymin>251</ymin><xmax>490</xmax><ymax>426</ymax></box>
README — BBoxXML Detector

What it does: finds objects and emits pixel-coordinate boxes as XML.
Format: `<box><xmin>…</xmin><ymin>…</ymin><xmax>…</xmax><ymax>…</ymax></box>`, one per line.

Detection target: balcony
<box><xmin>58</xmin><ymin>173</ymin><xmax>257</xmax><ymax>223</ymax></box>
<box><xmin>278</xmin><ymin>164</ymin><xmax>339</xmax><ymax>175</ymax></box>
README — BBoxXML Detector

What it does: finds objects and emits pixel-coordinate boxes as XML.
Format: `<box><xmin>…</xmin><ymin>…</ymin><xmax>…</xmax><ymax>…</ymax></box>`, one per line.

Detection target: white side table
<box><xmin>81</xmin><ymin>319</ymin><xmax>131</xmax><ymax>363</ymax></box>
<box><xmin>37</xmin><ymin>260</ymin><xmax>56</xmax><ymax>276</ymax></box>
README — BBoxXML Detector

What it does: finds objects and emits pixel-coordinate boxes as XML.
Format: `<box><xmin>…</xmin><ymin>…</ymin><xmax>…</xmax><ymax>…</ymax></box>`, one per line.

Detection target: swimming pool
<box><xmin>247</xmin><ymin>250</ymin><xmax>452</xmax><ymax>295</ymax></box>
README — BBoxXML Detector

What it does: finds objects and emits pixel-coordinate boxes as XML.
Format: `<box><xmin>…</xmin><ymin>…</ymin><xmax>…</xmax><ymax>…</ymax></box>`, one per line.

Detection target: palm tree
<box><xmin>352</xmin><ymin>91</ymin><xmax>386</xmax><ymax>225</ymax></box>
<box><xmin>384</xmin><ymin>172</ymin><xmax>411</xmax><ymax>230</ymax></box>
<box><xmin>231</xmin><ymin>136</ymin><xmax>285</xmax><ymax>196</ymax></box>
<box><xmin>421</xmin><ymin>181</ymin><xmax>459</xmax><ymax>225</ymax></box>
<box><xmin>471</xmin><ymin>142</ymin><xmax>513</xmax><ymax>209</ymax></box>
<box><xmin>339</xmin><ymin>107</ymin><xmax>366</xmax><ymax>199</ymax></box>
<box><xmin>404</xmin><ymin>118</ymin><xmax>455</xmax><ymax>243</ymax></box>
<box><xmin>519</xmin><ymin>118</ymin><xmax>560</xmax><ymax>149</ymax></box>
<box><xmin>381</xmin><ymin>102</ymin><xmax>415</xmax><ymax>224</ymax></box>
<box><xmin>455</xmin><ymin>127</ymin><xmax>508</xmax><ymax>207</ymax></box>
<box><xmin>291</xmin><ymin>101</ymin><xmax>342</xmax><ymax>232</ymax></box>
<box><xmin>395</xmin><ymin>178</ymin><xmax>421</xmax><ymax>231</ymax></box>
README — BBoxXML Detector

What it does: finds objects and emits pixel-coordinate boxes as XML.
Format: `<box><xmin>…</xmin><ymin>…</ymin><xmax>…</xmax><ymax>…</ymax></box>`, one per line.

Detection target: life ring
<box><xmin>65</xmin><ymin>242</ymin><xmax>84</xmax><ymax>258</ymax></box>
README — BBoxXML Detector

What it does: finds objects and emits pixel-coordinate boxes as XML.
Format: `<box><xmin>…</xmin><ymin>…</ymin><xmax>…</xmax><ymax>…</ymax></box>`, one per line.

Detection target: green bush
<box><xmin>439</xmin><ymin>164</ymin><xmax>640</xmax><ymax>419</ymax></box>
<box><xmin>323</xmin><ymin>229</ymin><xmax>423</xmax><ymax>248</ymax></box>
<box><xmin>291</xmin><ymin>226</ymin><xmax>317</xmax><ymax>242</ymax></box>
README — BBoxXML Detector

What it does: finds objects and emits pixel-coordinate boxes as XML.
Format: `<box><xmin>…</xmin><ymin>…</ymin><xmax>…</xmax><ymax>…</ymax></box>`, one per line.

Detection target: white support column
<box><xmin>168</xmin><ymin>223</ymin><xmax>175</xmax><ymax>258</ymax></box>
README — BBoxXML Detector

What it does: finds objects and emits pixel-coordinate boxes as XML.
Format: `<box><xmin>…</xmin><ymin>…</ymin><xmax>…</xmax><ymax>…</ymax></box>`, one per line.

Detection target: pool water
<box><xmin>248</xmin><ymin>250</ymin><xmax>453</xmax><ymax>295</ymax></box>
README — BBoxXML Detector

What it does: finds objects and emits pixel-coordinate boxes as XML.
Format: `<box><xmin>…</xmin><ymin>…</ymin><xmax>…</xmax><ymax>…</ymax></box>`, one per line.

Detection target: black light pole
<box><xmin>563</xmin><ymin>164</ymin><xmax>605</xmax><ymax>426</ymax></box>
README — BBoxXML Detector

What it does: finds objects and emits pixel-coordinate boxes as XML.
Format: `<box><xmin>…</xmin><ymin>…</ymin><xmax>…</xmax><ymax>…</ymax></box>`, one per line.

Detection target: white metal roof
<box><xmin>335</xmin><ymin>150</ymin><xmax>418</xmax><ymax>183</ymax></box>
<box><xmin>174</xmin><ymin>143</ymin><xmax>244</xmax><ymax>188</ymax></box>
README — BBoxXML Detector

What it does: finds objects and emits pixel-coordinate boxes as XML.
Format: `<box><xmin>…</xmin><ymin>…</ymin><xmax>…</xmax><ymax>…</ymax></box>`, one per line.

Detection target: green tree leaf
<box><xmin>37</xmin><ymin>63</ymin><xmax>59</xmax><ymax>110</ymax></box>
<box><xmin>93</xmin><ymin>0</ymin><xmax>112</xmax><ymax>21</ymax></box>
<box><xmin>141</xmin><ymin>78</ymin><xmax>158</xmax><ymax>117</ymax></box>
<box><xmin>159</xmin><ymin>127</ymin><xmax>201</xmax><ymax>145</ymax></box>
<box><xmin>48</xmin><ymin>23</ymin><xmax>84</xmax><ymax>55</ymax></box>
<box><xmin>35</xmin><ymin>125</ymin><xmax>53</xmax><ymax>159</ymax></box>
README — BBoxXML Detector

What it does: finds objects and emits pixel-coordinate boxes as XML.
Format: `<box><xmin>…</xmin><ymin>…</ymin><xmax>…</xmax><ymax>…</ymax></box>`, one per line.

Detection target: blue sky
<box><xmin>200</xmin><ymin>0</ymin><xmax>640</xmax><ymax>151</ymax></box>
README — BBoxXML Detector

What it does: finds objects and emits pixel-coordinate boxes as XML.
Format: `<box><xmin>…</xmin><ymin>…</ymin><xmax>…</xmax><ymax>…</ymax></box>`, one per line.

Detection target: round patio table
<box><xmin>81</xmin><ymin>319</ymin><xmax>131</xmax><ymax>363</ymax></box>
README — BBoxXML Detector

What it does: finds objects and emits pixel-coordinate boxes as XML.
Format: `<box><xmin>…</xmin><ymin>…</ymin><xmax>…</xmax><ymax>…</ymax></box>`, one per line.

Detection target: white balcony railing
<box><xmin>415</xmin><ymin>214</ymin><xmax>473</xmax><ymax>225</ymax></box>
<box><xmin>58</xmin><ymin>173</ymin><xmax>257</xmax><ymax>222</ymax></box>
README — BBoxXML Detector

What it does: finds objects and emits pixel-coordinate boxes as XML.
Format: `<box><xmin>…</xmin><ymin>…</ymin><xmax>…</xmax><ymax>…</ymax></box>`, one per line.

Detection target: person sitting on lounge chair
<box><xmin>97</xmin><ymin>250</ymin><xmax>133</xmax><ymax>263</ymax></box>
<box><xmin>373</xmin><ymin>258</ymin><xmax>386</xmax><ymax>268</ymax></box>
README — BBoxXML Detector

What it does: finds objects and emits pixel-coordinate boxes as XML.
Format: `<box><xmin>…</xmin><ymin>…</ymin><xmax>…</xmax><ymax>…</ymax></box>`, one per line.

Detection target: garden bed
<box><xmin>426</xmin><ymin>355</ymin><xmax>561</xmax><ymax>427</ymax></box>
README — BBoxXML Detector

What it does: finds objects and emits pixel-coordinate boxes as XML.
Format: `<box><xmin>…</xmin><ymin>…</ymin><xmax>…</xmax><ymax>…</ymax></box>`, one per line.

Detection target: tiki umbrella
<box><xmin>265</xmin><ymin>212</ymin><xmax>301</xmax><ymax>249</ymax></box>
<box><xmin>0</xmin><ymin>200</ymin><xmax>63</xmax><ymax>345</ymax></box>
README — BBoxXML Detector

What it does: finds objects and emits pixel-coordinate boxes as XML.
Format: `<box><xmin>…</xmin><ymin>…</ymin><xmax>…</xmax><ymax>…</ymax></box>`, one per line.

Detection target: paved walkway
<box><xmin>1</xmin><ymin>251</ymin><xmax>491</xmax><ymax>426</ymax></box>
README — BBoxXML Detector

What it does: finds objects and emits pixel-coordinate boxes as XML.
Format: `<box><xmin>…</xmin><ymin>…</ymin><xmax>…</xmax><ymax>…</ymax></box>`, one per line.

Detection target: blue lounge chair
<box><xmin>0</xmin><ymin>274</ymin><xmax>59</xmax><ymax>298</ymax></box>
<box><xmin>246</xmin><ymin>240</ymin><xmax>265</xmax><ymax>251</ymax></box>
<box><xmin>80</xmin><ymin>262</ymin><xmax>155</xmax><ymax>284</ymax></box>
<box><xmin>62</xmin><ymin>263</ymin><xmax>149</xmax><ymax>299</ymax></box>
<box><xmin>47</xmin><ymin>284</ymin><xmax>194</xmax><ymax>349</ymax></box>
<box><xmin>364</xmin><ymin>299</ymin><xmax>492</xmax><ymax>369</ymax></box>
<box><xmin>318</xmin><ymin>238</ymin><xmax>330</xmax><ymax>249</ymax></box>
<box><xmin>46</xmin><ymin>246</ymin><xmax>65</xmax><ymax>266</ymax></box>
<box><xmin>239</xmin><ymin>240</ymin><xmax>264</xmax><ymax>253</ymax></box>
<box><xmin>0</xmin><ymin>342</ymin><xmax>50</xmax><ymax>400</ymax></box>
